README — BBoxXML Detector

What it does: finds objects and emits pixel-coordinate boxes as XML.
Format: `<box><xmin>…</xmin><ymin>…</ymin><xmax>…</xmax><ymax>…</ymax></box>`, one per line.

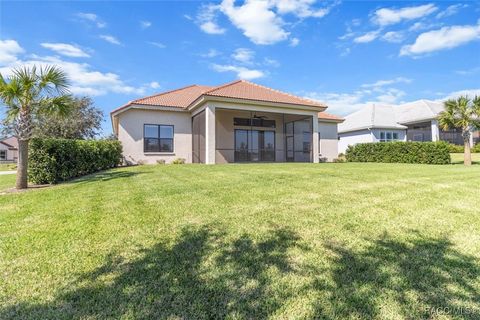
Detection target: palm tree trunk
<box><xmin>463</xmin><ymin>130</ymin><xmax>472</xmax><ymax>166</ymax></box>
<box><xmin>16</xmin><ymin>139</ymin><xmax>29</xmax><ymax>189</ymax></box>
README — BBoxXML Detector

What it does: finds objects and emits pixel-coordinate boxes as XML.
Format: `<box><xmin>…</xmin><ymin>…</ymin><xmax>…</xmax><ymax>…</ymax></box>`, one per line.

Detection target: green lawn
<box><xmin>1</xmin><ymin>163</ymin><xmax>480</xmax><ymax>319</ymax></box>
<box><xmin>0</xmin><ymin>163</ymin><xmax>16</xmax><ymax>171</ymax></box>
<box><xmin>451</xmin><ymin>152</ymin><xmax>480</xmax><ymax>164</ymax></box>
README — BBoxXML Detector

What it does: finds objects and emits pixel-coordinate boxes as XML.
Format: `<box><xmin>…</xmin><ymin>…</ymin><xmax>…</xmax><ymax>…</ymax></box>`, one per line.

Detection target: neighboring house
<box><xmin>111</xmin><ymin>80</ymin><xmax>344</xmax><ymax>164</ymax></box>
<box><xmin>0</xmin><ymin>136</ymin><xmax>18</xmax><ymax>162</ymax></box>
<box><xmin>338</xmin><ymin>100</ymin><xmax>477</xmax><ymax>153</ymax></box>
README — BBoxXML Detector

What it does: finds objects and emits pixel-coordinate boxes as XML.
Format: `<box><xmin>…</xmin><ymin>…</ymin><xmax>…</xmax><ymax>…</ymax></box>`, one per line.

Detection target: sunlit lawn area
<box><xmin>1</xmin><ymin>162</ymin><xmax>480</xmax><ymax>319</ymax></box>
<box><xmin>0</xmin><ymin>163</ymin><xmax>16</xmax><ymax>171</ymax></box>
<box><xmin>451</xmin><ymin>152</ymin><xmax>480</xmax><ymax>164</ymax></box>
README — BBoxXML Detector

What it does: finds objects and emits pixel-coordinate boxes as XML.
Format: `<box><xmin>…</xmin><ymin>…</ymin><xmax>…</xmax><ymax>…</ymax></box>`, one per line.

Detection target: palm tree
<box><xmin>438</xmin><ymin>96</ymin><xmax>480</xmax><ymax>166</ymax></box>
<box><xmin>0</xmin><ymin>66</ymin><xmax>71</xmax><ymax>189</ymax></box>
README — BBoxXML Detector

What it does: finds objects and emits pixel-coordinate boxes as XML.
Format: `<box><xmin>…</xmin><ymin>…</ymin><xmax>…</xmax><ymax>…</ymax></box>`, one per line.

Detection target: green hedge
<box><xmin>345</xmin><ymin>141</ymin><xmax>451</xmax><ymax>165</ymax></box>
<box><xmin>446</xmin><ymin>142</ymin><xmax>480</xmax><ymax>153</ymax></box>
<box><xmin>29</xmin><ymin>138</ymin><xmax>122</xmax><ymax>184</ymax></box>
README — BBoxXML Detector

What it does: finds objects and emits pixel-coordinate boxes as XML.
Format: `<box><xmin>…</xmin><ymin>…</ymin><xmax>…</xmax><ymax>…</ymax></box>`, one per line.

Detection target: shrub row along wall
<box><xmin>29</xmin><ymin>138</ymin><xmax>123</xmax><ymax>184</ymax></box>
<box><xmin>447</xmin><ymin>142</ymin><xmax>480</xmax><ymax>153</ymax></box>
<box><xmin>345</xmin><ymin>142</ymin><xmax>451</xmax><ymax>165</ymax></box>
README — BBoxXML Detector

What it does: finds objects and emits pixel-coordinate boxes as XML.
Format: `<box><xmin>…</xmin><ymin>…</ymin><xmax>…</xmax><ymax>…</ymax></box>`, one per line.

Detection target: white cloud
<box><xmin>400</xmin><ymin>22</ymin><xmax>480</xmax><ymax>56</ymax></box>
<box><xmin>382</xmin><ymin>31</ymin><xmax>405</xmax><ymax>43</ymax></box>
<box><xmin>201</xmin><ymin>49</ymin><xmax>221</xmax><ymax>58</ymax></box>
<box><xmin>455</xmin><ymin>67</ymin><xmax>480</xmax><ymax>75</ymax></box>
<box><xmin>220</xmin><ymin>0</ymin><xmax>288</xmax><ymax>45</ymax></box>
<box><xmin>231</xmin><ymin>48</ymin><xmax>254</xmax><ymax>63</ymax></box>
<box><xmin>99</xmin><ymin>35</ymin><xmax>122</xmax><ymax>45</ymax></box>
<box><xmin>200</xmin><ymin>21</ymin><xmax>227</xmax><ymax>34</ymax></box>
<box><xmin>436</xmin><ymin>4</ymin><xmax>467</xmax><ymax>19</ymax></box>
<box><xmin>353</xmin><ymin>31</ymin><xmax>380</xmax><ymax>43</ymax></box>
<box><xmin>441</xmin><ymin>88</ymin><xmax>480</xmax><ymax>101</ymax></box>
<box><xmin>140</xmin><ymin>20</ymin><xmax>152</xmax><ymax>29</ymax></box>
<box><xmin>197</xmin><ymin>4</ymin><xmax>226</xmax><ymax>35</ymax></box>
<box><xmin>373</xmin><ymin>4</ymin><xmax>437</xmax><ymax>26</ymax></box>
<box><xmin>0</xmin><ymin>40</ymin><xmax>148</xmax><ymax>96</ymax></box>
<box><xmin>76</xmin><ymin>12</ymin><xmax>106</xmax><ymax>28</ymax></box>
<box><xmin>361</xmin><ymin>77</ymin><xmax>412</xmax><ymax>89</ymax></box>
<box><xmin>305</xmin><ymin>78</ymin><xmax>410</xmax><ymax>114</ymax></box>
<box><xmin>196</xmin><ymin>0</ymin><xmax>334</xmax><ymax>45</ymax></box>
<box><xmin>40</xmin><ymin>43</ymin><xmax>90</xmax><ymax>58</ymax></box>
<box><xmin>289</xmin><ymin>37</ymin><xmax>300</xmax><ymax>47</ymax></box>
<box><xmin>0</xmin><ymin>39</ymin><xmax>24</xmax><ymax>65</ymax></box>
<box><xmin>149</xmin><ymin>81</ymin><xmax>161</xmax><ymax>89</ymax></box>
<box><xmin>264</xmin><ymin>57</ymin><xmax>280</xmax><ymax>67</ymax></box>
<box><xmin>148</xmin><ymin>41</ymin><xmax>166</xmax><ymax>48</ymax></box>
<box><xmin>272</xmin><ymin>0</ymin><xmax>332</xmax><ymax>18</ymax></box>
<box><xmin>211</xmin><ymin>64</ymin><xmax>265</xmax><ymax>80</ymax></box>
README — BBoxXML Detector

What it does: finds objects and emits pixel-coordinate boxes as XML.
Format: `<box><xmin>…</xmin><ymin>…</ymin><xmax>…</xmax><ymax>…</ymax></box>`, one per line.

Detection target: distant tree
<box><xmin>438</xmin><ymin>96</ymin><xmax>480</xmax><ymax>166</ymax></box>
<box><xmin>104</xmin><ymin>133</ymin><xmax>118</xmax><ymax>140</ymax></box>
<box><xmin>35</xmin><ymin>96</ymin><xmax>103</xmax><ymax>139</ymax></box>
<box><xmin>0</xmin><ymin>65</ymin><xmax>71</xmax><ymax>189</ymax></box>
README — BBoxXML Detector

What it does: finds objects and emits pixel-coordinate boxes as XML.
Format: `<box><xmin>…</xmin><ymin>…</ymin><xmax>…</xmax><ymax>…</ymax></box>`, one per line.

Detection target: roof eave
<box><xmin>188</xmin><ymin>95</ymin><xmax>327</xmax><ymax>112</ymax></box>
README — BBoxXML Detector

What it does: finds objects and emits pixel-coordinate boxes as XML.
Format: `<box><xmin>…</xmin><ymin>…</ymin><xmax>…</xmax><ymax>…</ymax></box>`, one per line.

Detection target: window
<box><xmin>144</xmin><ymin>124</ymin><xmax>174</xmax><ymax>152</ymax></box>
<box><xmin>0</xmin><ymin>150</ymin><xmax>6</xmax><ymax>160</ymax></box>
<box><xmin>380</xmin><ymin>131</ymin><xmax>400</xmax><ymax>142</ymax></box>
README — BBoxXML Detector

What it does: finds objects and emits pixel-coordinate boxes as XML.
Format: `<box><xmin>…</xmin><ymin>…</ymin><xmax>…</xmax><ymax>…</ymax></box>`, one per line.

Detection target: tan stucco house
<box><xmin>0</xmin><ymin>136</ymin><xmax>18</xmax><ymax>163</ymax></box>
<box><xmin>111</xmin><ymin>80</ymin><xmax>343</xmax><ymax>164</ymax></box>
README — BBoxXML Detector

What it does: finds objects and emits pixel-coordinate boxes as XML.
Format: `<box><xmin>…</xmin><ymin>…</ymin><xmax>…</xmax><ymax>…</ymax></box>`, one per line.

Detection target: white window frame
<box><xmin>379</xmin><ymin>131</ymin><xmax>399</xmax><ymax>142</ymax></box>
<box><xmin>0</xmin><ymin>150</ymin><xmax>6</xmax><ymax>160</ymax></box>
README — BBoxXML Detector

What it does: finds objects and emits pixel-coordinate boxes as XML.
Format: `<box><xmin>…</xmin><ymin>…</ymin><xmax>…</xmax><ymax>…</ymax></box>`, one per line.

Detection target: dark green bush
<box><xmin>446</xmin><ymin>143</ymin><xmax>464</xmax><ymax>153</ymax></box>
<box><xmin>447</xmin><ymin>142</ymin><xmax>479</xmax><ymax>153</ymax></box>
<box><xmin>29</xmin><ymin>138</ymin><xmax>122</xmax><ymax>184</ymax></box>
<box><xmin>472</xmin><ymin>143</ymin><xmax>480</xmax><ymax>153</ymax></box>
<box><xmin>345</xmin><ymin>141</ymin><xmax>450</xmax><ymax>165</ymax></box>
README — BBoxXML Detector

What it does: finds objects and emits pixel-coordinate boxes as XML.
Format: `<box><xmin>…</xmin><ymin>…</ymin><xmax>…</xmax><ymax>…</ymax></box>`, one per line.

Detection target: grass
<box><xmin>1</xmin><ymin>163</ymin><xmax>480</xmax><ymax>319</ymax></box>
<box><xmin>0</xmin><ymin>163</ymin><xmax>16</xmax><ymax>171</ymax></box>
<box><xmin>451</xmin><ymin>152</ymin><xmax>480</xmax><ymax>164</ymax></box>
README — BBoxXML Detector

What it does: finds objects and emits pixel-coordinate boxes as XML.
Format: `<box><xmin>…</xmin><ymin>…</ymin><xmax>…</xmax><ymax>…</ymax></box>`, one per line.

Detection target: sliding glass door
<box><xmin>234</xmin><ymin>129</ymin><xmax>275</xmax><ymax>162</ymax></box>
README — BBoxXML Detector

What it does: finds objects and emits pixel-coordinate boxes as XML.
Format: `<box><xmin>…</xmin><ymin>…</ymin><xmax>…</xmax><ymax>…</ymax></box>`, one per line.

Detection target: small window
<box><xmin>380</xmin><ymin>131</ymin><xmax>399</xmax><ymax>142</ymax></box>
<box><xmin>0</xmin><ymin>150</ymin><xmax>6</xmax><ymax>160</ymax></box>
<box><xmin>144</xmin><ymin>124</ymin><xmax>174</xmax><ymax>152</ymax></box>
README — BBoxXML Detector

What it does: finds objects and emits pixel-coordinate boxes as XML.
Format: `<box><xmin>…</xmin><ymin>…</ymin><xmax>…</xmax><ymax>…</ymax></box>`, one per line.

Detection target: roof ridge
<box><xmin>132</xmin><ymin>84</ymin><xmax>202</xmax><ymax>103</ymax></box>
<box><xmin>371</xmin><ymin>104</ymin><xmax>376</xmax><ymax>127</ymax></box>
<box><xmin>203</xmin><ymin>79</ymin><xmax>243</xmax><ymax>95</ymax></box>
<box><xmin>240</xmin><ymin>79</ymin><xmax>326</xmax><ymax>106</ymax></box>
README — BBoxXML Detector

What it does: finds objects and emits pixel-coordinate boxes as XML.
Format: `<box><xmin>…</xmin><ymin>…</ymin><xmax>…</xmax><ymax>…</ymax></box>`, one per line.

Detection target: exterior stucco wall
<box><xmin>318</xmin><ymin>121</ymin><xmax>339</xmax><ymax>161</ymax></box>
<box><xmin>338</xmin><ymin>129</ymin><xmax>373</xmax><ymax>154</ymax></box>
<box><xmin>117</xmin><ymin>109</ymin><xmax>192</xmax><ymax>164</ymax></box>
<box><xmin>0</xmin><ymin>143</ymin><xmax>16</xmax><ymax>162</ymax></box>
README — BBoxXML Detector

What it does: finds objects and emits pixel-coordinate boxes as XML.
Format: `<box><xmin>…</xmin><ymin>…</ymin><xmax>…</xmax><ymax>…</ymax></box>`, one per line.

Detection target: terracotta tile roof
<box><xmin>318</xmin><ymin>112</ymin><xmax>344</xmax><ymax>122</ymax></box>
<box><xmin>112</xmin><ymin>80</ymin><xmax>327</xmax><ymax>116</ymax></box>
<box><xmin>203</xmin><ymin>80</ymin><xmax>326</xmax><ymax>108</ymax></box>
<box><xmin>132</xmin><ymin>85</ymin><xmax>214</xmax><ymax>108</ymax></box>
<box><xmin>0</xmin><ymin>136</ymin><xmax>18</xmax><ymax>149</ymax></box>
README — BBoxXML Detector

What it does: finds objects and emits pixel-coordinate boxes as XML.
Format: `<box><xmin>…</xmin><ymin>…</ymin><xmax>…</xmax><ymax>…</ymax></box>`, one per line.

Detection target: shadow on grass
<box><xmin>69</xmin><ymin>169</ymin><xmax>151</xmax><ymax>185</ymax></box>
<box><xmin>313</xmin><ymin>232</ymin><xmax>480</xmax><ymax>319</ymax></box>
<box><xmin>1</xmin><ymin>227</ymin><xmax>479</xmax><ymax>319</ymax></box>
<box><xmin>1</xmin><ymin>225</ymin><xmax>301</xmax><ymax>319</ymax></box>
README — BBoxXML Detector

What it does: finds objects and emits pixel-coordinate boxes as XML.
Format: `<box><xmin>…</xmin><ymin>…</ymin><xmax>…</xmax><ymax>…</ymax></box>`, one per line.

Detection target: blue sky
<box><xmin>1</xmin><ymin>0</ymin><xmax>479</xmax><ymax>135</ymax></box>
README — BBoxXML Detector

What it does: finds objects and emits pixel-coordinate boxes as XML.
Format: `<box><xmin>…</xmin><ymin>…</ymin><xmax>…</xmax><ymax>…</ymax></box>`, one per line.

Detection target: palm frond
<box><xmin>39</xmin><ymin>65</ymin><xmax>70</xmax><ymax>96</ymax></box>
<box><xmin>39</xmin><ymin>95</ymin><xmax>74</xmax><ymax>117</ymax></box>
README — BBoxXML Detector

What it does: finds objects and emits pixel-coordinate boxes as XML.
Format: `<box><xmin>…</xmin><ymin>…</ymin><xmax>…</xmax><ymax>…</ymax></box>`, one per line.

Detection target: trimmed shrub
<box><xmin>472</xmin><ymin>143</ymin><xmax>480</xmax><ymax>153</ymax></box>
<box><xmin>345</xmin><ymin>141</ymin><xmax>450</xmax><ymax>165</ymax></box>
<box><xmin>29</xmin><ymin>138</ymin><xmax>122</xmax><ymax>184</ymax></box>
<box><xmin>446</xmin><ymin>143</ymin><xmax>464</xmax><ymax>153</ymax></box>
<box><xmin>447</xmin><ymin>142</ymin><xmax>479</xmax><ymax>153</ymax></box>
